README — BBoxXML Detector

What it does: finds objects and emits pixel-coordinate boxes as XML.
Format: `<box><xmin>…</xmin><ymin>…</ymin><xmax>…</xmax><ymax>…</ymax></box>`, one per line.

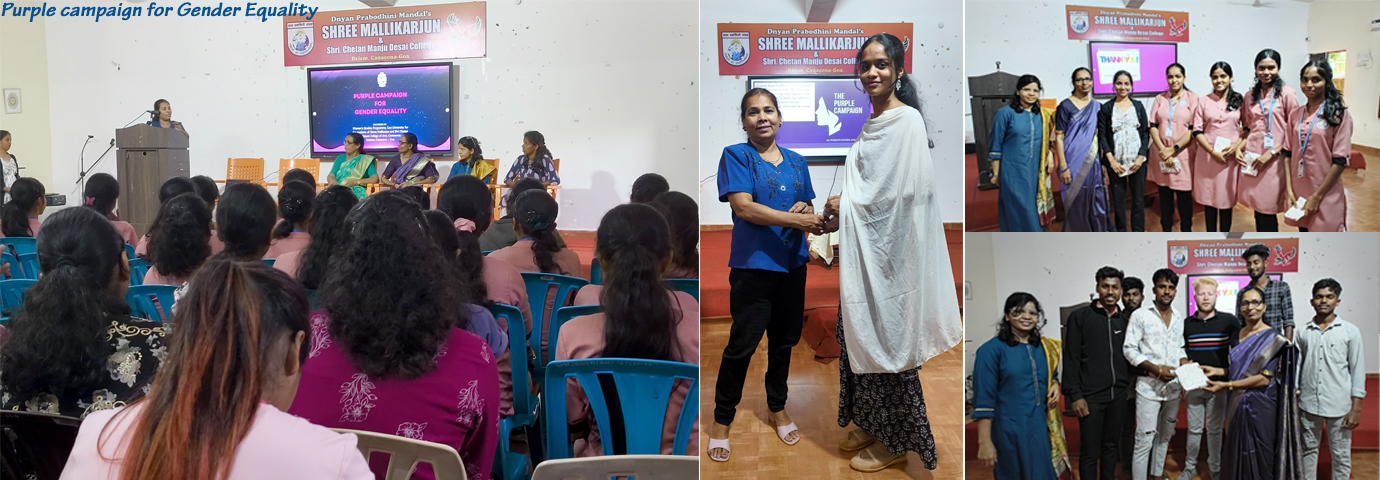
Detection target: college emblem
<box><xmin>722</xmin><ymin>31</ymin><xmax>750</xmax><ymax>67</ymax></box>
<box><xmin>1170</xmin><ymin>246</ymin><xmax>1189</xmax><ymax>268</ymax></box>
<box><xmin>286</xmin><ymin>22</ymin><xmax>314</xmax><ymax>57</ymax></box>
<box><xmin>1069</xmin><ymin>10</ymin><xmax>1090</xmax><ymax>34</ymax></box>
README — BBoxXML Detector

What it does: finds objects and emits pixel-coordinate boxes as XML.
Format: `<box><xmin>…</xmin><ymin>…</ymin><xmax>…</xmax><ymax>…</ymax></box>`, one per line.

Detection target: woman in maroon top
<box><xmin>289</xmin><ymin>191</ymin><xmax>499</xmax><ymax>480</ymax></box>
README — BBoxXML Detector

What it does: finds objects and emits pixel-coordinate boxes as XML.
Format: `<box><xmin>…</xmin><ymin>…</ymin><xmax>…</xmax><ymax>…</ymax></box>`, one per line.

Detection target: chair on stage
<box><xmin>226</xmin><ymin>158</ymin><xmax>267</xmax><ymax>186</ymax></box>
<box><xmin>279</xmin><ymin>159</ymin><xmax>323</xmax><ymax>190</ymax></box>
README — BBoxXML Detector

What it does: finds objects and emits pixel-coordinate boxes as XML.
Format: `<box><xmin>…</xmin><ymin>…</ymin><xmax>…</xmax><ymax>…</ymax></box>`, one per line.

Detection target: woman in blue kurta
<box><xmin>990</xmin><ymin>75</ymin><xmax>1047</xmax><ymax>232</ymax></box>
<box><xmin>973</xmin><ymin>292</ymin><xmax>1059</xmax><ymax>480</ymax></box>
<box><xmin>706</xmin><ymin>88</ymin><xmax>823</xmax><ymax>463</ymax></box>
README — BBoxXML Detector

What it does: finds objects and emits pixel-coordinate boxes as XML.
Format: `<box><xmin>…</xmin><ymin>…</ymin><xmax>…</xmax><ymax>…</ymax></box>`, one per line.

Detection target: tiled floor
<box><xmin>963</xmin><ymin>451</ymin><xmax>1379</xmax><ymax>480</ymax></box>
<box><xmin>699</xmin><ymin>319</ymin><xmax>965</xmax><ymax>479</ymax></box>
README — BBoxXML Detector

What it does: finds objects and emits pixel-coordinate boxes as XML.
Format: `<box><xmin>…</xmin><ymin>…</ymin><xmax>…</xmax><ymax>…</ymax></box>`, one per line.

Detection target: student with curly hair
<box><xmin>144</xmin><ymin>193</ymin><xmax>212</xmax><ymax>287</ymax></box>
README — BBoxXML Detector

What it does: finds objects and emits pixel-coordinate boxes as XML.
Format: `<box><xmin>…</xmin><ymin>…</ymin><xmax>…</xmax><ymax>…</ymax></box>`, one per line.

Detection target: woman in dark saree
<box><xmin>1200</xmin><ymin>286</ymin><xmax>1302</xmax><ymax>480</ymax></box>
<box><xmin>1053</xmin><ymin>68</ymin><xmax>1114</xmax><ymax>231</ymax></box>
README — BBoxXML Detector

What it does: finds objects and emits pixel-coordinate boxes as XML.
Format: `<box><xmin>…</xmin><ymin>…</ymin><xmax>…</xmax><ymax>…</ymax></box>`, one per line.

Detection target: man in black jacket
<box><xmin>1064</xmin><ymin>266</ymin><xmax>1134</xmax><ymax>480</ymax></box>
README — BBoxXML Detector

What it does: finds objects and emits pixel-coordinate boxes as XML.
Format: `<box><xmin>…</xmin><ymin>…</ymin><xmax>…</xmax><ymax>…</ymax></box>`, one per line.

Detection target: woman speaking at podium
<box><xmin>148</xmin><ymin>99</ymin><xmax>189</xmax><ymax>138</ymax></box>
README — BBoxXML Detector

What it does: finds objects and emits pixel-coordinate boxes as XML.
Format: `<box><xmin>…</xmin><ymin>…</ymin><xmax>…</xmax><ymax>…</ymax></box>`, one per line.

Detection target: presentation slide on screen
<box><xmin>750</xmin><ymin>77</ymin><xmax>871</xmax><ymax>157</ymax></box>
<box><xmin>1186</xmin><ymin>273</ymin><xmax>1283</xmax><ymax>316</ymax></box>
<box><xmin>1090</xmin><ymin>42</ymin><xmax>1176</xmax><ymax>95</ymax></box>
<box><xmin>309</xmin><ymin>64</ymin><xmax>453</xmax><ymax>155</ymax></box>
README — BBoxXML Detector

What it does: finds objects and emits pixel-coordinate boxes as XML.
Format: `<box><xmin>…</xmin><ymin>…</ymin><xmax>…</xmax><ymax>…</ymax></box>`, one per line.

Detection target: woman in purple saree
<box><xmin>1201</xmin><ymin>286</ymin><xmax>1302</xmax><ymax>480</ymax></box>
<box><xmin>1053</xmin><ymin>68</ymin><xmax>1115</xmax><ymax>231</ymax></box>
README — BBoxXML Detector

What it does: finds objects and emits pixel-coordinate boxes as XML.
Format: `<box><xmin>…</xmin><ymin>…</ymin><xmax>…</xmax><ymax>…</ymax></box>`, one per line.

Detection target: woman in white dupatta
<box><xmin>822</xmin><ymin>33</ymin><xmax>963</xmax><ymax>473</ymax></box>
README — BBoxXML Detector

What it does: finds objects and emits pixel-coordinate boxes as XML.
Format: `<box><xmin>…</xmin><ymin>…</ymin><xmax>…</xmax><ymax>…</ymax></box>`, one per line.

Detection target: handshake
<box><xmin>790</xmin><ymin>195</ymin><xmax>841</xmax><ymax>236</ymax></box>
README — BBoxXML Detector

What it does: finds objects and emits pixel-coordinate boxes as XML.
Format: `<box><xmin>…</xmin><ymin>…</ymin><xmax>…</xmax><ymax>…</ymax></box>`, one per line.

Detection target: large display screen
<box><xmin>1089</xmin><ymin>42</ymin><xmax>1177</xmax><ymax>95</ymax></box>
<box><xmin>1185</xmin><ymin>273</ymin><xmax>1283</xmax><ymax>317</ymax></box>
<box><xmin>308</xmin><ymin>63</ymin><xmax>454</xmax><ymax>156</ymax></box>
<box><xmin>748</xmin><ymin>77</ymin><xmax>872</xmax><ymax>158</ymax></box>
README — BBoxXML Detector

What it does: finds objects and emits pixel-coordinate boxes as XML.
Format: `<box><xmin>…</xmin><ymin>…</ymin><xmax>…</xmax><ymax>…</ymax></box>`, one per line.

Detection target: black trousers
<box><xmin>1080</xmin><ymin>394</ymin><xmax>1130</xmax><ymax>480</ymax></box>
<box><xmin>1119</xmin><ymin>393</ymin><xmax>1136</xmax><ymax>477</ymax></box>
<box><xmin>713</xmin><ymin>265</ymin><xmax>807</xmax><ymax>426</ymax></box>
<box><xmin>1109</xmin><ymin>166</ymin><xmax>1147</xmax><ymax>232</ymax></box>
<box><xmin>1158</xmin><ymin>186</ymin><xmax>1194</xmax><ymax>232</ymax></box>
<box><xmin>1255</xmin><ymin>211</ymin><xmax>1280</xmax><ymax>232</ymax></box>
<box><xmin>1204</xmin><ymin>206</ymin><xmax>1234</xmax><ymax>232</ymax></box>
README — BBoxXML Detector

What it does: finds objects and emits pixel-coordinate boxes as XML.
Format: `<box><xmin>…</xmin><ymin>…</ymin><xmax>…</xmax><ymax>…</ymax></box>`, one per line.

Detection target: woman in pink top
<box><xmin>82</xmin><ymin>173</ymin><xmax>138</xmax><ymax>245</ymax></box>
<box><xmin>649</xmin><ymin>191</ymin><xmax>699</xmax><ymax>280</ymax></box>
<box><xmin>1235</xmin><ymin>49</ymin><xmax>1299</xmax><ymax>232</ymax></box>
<box><xmin>1191</xmin><ymin>62</ymin><xmax>1247</xmax><ymax>232</ymax></box>
<box><xmin>489</xmin><ymin>189</ymin><xmax>582</xmax><ymax>277</ymax></box>
<box><xmin>264</xmin><ymin>180</ymin><xmax>314</xmax><ymax>259</ymax></box>
<box><xmin>289</xmin><ymin>192</ymin><xmax>499</xmax><ymax>480</ymax></box>
<box><xmin>1283</xmin><ymin>60</ymin><xmax>1352</xmax><ymax>232</ymax></box>
<box><xmin>276</xmin><ymin>185</ymin><xmax>358</xmax><ymax>282</ymax></box>
<box><xmin>134</xmin><ymin>177</ymin><xmax>202</xmax><ymax>258</ymax></box>
<box><xmin>1148</xmin><ymin>63</ymin><xmax>1199</xmax><ymax>232</ymax></box>
<box><xmin>555</xmin><ymin>204</ymin><xmax>700</xmax><ymax>457</ymax></box>
<box><xmin>60</xmin><ymin>258</ymin><xmax>374</xmax><ymax>480</ymax></box>
<box><xmin>438</xmin><ymin>175</ymin><xmax>535</xmax><ymax>417</ymax></box>
<box><xmin>0</xmin><ymin>177</ymin><xmax>44</xmax><ymax>238</ymax></box>
<box><xmin>143</xmin><ymin>193</ymin><xmax>212</xmax><ymax>287</ymax></box>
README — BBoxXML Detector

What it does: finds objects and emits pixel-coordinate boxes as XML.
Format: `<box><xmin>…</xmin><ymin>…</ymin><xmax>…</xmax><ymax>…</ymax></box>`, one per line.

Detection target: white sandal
<box><xmin>707</xmin><ymin>437</ymin><xmax>731</xmax><ymax>462</ymax></box>
<box><xmin>769</xmin><ymin>418</ymin><xmax>800</xmax><ymax>446</ymax></box>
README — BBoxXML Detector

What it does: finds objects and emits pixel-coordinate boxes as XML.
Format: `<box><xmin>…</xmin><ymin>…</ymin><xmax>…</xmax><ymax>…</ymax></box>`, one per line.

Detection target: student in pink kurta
<box><xmin>81</xmin><ymin>173</ymin><xmax>139</xmax><ymax>245</ymax></box>
<box><xmin>438</xmin><ymin>176</ymin><xmax>535</xmax><ymax>417</ymax></box>
<box><xmin>1148</xmin><ymin>63</ymin><xmax>1199</xmax><ymax>232</ymax></box>
<box><xmin>1283</xmin><ymin>60</ymin><xmax>1352</xmax><ymax>232</ymax></box>
<box><xmin>555</xmin><ymin>204</ymin><xmax>700</xmax><ymax>457</ymax></box>
<box><xmin>1235</xmin><ymin>49</ymin><xmax>1299</xmax><ymax>232</ymax></box>
<box><xmin>61</xmin><ymin>259</ymin><xmax>375</xmax><ymax>480</ymax></box>
<box><xmin>1191</xmin><ymin>62</ymin><xmax>1247</xmax><ymax>232</ymax></box>
<box><xmin>489</xmin><ymin>190</ymin><xmax>583</xmax><ymax>278</ymax></box>
<box><xmin>144</xmin><ymin>193</ymin><xmax>212</xmax><ymax>287</ymax></box>
<box><xmin>134</xmin><ymin>177</ymin><xmax>199</xmax><ymax>258</ymax></box>
<box><xmin>288</xmin><ymin>192</ymin><xmax>499</xmax><ymax>480</ymax></box>
<box><xmin>282</xmin><ymin>186</ymin><xmax>357</xmax><ymax>285</ymax></box>
<box><xmin>649</xmin><ymin>191</ymin><xmax>699</xmax><ymax>280</ymax></box>
<box><xmin>265</xmin><ymin>180</ymin><xmax>314</xmax><ymax>259</ymax></box>
<box><xmin>0</xmin><ymin>177</ymin><xmax>44</xmax><ymax>239</ymax></box>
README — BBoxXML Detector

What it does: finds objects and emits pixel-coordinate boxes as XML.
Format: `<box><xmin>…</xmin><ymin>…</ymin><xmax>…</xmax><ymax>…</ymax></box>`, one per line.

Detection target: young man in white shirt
<box><xmin>1296</xmin><ymin>278</ymin><xmax>1365</xmax><ymax>480</ymax></box>
<box><xmin>1122</xmin><ymin>268</ymin><xmax>1188</xmax><ymax>480</ymax></box>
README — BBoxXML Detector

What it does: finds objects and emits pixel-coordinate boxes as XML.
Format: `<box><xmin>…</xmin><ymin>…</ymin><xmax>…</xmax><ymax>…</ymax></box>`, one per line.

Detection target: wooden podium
<box><xmin>116</xmin><ymin>124</ymin><xmax>189</xmax><ymax>236</ymax></box>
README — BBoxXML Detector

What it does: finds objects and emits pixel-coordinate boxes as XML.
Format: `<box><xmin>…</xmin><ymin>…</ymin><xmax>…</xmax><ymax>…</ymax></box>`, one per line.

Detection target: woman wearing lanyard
<box><xmin>1282</xmin><ymin>60</ymin><xmax>1352</xmax><ymax>232</ymax></box>
<box><xmin>1191</xmin><ymin>62</ymin><xmax>1247</xmax><ymax>232</ymax></box>
<box><xmin>1235</xmin><ymin>49</ymin><xmax>1298</xmax><ymax>232</ymax></box>
<box><xmin>1148</xmin><ymin>63</ymin><xmax>1198</xmax><ymax>232</ymax></box>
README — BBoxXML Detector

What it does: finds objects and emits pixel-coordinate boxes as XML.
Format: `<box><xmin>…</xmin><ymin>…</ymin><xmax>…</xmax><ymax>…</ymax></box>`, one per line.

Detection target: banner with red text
<box><xmin>717</xmin><ymin>23</ymin><xmax>912</xmax><ymax>76</ymax></box>
<box><xmin>284</xmin><ymin>2</ymin><xmax>486</xmax><ymax>67</ymax></box>
<box><xmin>1065</xmin><ymin>5</ymin><xmax>1189</xmax><ymax>43</ymax></box>
<box><xmin>1167</xmin><ymin>239</ymin><xmax>1299</xmax><ymax>274</ymax></box>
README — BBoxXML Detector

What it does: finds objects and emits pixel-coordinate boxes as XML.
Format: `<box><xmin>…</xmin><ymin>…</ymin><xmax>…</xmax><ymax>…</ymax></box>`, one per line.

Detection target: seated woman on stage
<box><xmin>555</xmin><ymin>203</ymin><xmax>700</xmax><ymax>457</ymax></box>
<box><xmin>136</xmin><ymin>177</ymin><xmax>199</xmax><ymax>257</ymax></box>
<box><xmin>448</xmin><ymin>136</ymin><xmax>496</xmax><ymax>181</ymax></box>
<box><xmin>264</xmin><ymin>180</ymin><xmax>314</xmax><ymax>259</ymax></box>
<box><xmin>144</xmin><ymin>193</ymin><xmax>212</xmax><ymax>287</ymax></box>
<box><xmin>0</xmin><ymin>207</ymin><xmax>164</xmax><ymax>418</ymax></box>
<box><xmin>0</xmin><ymin>177</ymin><xmax>44</xmax><ymax>238</ymax></box>
<box><xmin>381</xmin><ymin>133</ymin><xmax>439</xmax><ymax>188</ymax></box>
<box><xmin>148</xmin><ymin>98</ymin><xmax>189</xmax><ymax>138</ymax></box>
<box><xmin>328</xmin><ymin>133</ymin><xmax>378</xmax><ymax>199</ymax></box>
<box><xmin>500</xmin><ymin>131</ymin><xmax>560</xmax><ymax>207</ymax></box>
<box><xmin>82</xmin><ymin>173</ymin><xmax>137</xmax><ymax>245</ymax></box>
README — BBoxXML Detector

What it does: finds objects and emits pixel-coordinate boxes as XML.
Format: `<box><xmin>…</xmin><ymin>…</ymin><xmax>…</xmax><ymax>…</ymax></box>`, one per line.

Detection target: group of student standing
<box><xmin>992</xmin><ymin>48</ymin><xmax>1355</xmax><ymax>232</ymax></box>
<box><xmin>0</xmin><ymin>158</ymin><xmax>700</xmax><ymax>478</ymax></box>
<box><xmin>973</xmin><ymin>244</ymin><xmax>1366</xmax><ymax>480</ymax></box>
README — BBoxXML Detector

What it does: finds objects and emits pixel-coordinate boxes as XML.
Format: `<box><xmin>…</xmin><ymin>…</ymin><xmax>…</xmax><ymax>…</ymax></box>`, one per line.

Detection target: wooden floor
<box><xmin>963</xmin><ymin>451</ymin><xmax>1379</xmax><ymax>480</ymax></box>
<box><xmin>699</xmin><ymin>318</ymin><xmax>965</xmax><ymax>480</ymax></box>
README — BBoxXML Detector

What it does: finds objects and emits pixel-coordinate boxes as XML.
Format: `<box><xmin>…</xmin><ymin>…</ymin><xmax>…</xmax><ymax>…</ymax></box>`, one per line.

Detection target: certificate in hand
<box><xmin>1177</xmin><ymin>363</ymin><xmax>1210</xmax><ymax>392</ymax></box>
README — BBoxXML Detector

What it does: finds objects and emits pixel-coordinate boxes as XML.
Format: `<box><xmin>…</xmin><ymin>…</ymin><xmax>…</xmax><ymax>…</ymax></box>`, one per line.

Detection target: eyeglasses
<box><xmin>1241</xmin><ymin>300</ymin><xmax>1265</xmax><ymax>307</ymax></box>
<box><xmin>1074</xmin><ymin>78</ymin><xmax>1093</xmax><ymax>83</ymax></box>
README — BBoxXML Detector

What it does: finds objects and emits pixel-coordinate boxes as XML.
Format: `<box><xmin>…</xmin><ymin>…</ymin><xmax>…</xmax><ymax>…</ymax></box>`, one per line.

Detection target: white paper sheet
<box><xmin>1214</xmin><ymin>136</ymin><xmax>1233</xmax><ymax>153</ymax></box>
<box><xmin>1177</xmin><ymin>362</ymin><xmax>1210</xmax><ymax>392</ymax></box>
<box><xmin>1241</xmin><ymin>152</ymin><xmax>1261</xmax><ymax>176</ymax></box>
<box><xmin>1284</xmin><ymin>197</ymin><xmax>1308</xmax><ymax>221</ymax></box>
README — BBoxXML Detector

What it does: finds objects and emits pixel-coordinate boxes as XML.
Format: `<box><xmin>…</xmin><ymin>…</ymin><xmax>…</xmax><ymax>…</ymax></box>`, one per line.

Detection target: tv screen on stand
<box><xmin>308</xmin><ymin>63</ymin><xmax>455</xmax><ymax>157</ymax></box>
<box><xmin>748</xmin><ymin>76</ymin><xmax>872</xmax><ymax>159</ymax></box>
<box><xmin>1089</xmin><ymin>42</ymin><xmax>1177</xmax><ymax>96</ymax></box>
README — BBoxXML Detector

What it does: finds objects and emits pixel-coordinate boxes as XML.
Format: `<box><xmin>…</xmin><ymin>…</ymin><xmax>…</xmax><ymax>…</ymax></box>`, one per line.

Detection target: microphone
<box><xmin>87</xmin><ymin>135</ymin><xmax>94</xmax><ymax>139</ymax></box>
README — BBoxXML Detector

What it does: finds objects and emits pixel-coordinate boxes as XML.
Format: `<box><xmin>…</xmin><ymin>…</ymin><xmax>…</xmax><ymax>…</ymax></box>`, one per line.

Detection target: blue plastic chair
<box><xmin>547</xmin><ymin>305</ymin><xmax>602</xmax><ymax>370</ymax></box>
<box><xmin>1</xmin><ymin>252</ymin><xmax>19</xmax><ymax>280</ymax></box>
<box><xmin>520</xmin><ymin>272</ymin><xmax>589</xmax><ymax>383</ymax></box>
<box><xmin>665</xmin><ymin>279</ymin><xmax>699</xmax><ymax>301</ymax></box>
<box><xmin>589</xmin><ymin>260</ymin><xmax>602</xmax><ymax>285</ymax></box>
<box><xmin>0</xmin><ymin>237</ymin><xmax>37</xmax><ymax>257</ymax></box>
<box><xmin>124</xmin><ymin>243</ymin><xmax>136</xmax><ymax>260</ymax></box>
<box><xmin>16</xmin><ymin>253</ymin><xmax>39</xmax><ymax>280</ymax></box>
<box><xmin>127</xmin><ymin>258</ymin><xmax>150</xmax><ymax>286</ymax></box>
<box><xmin>126</xmin><ymin>285</ymin><xmax>178</xmax><ymax>322</ymax></box>
<box><xmin>0</xmin><ymin>279</ymin><xmax>37</xmax><ymax>323</ymax></box>
<box><xmin>489</xmin><ymin>303</ymin><xmax>538</xmax><ymax>480</ymax></box>
<box><xmin>262</xmin><ymin>259</ymin><xmax>276</xmax><ymax>267</ymax></box>
<box><xmin>483</xmin><ymin>250</ymin><xmax>494</xmax><ymax>256</ymax></box>
<box><xmin>543</xmin><ymin>359</ymin><xmax>699</xmax><ymax>459</ymax></box>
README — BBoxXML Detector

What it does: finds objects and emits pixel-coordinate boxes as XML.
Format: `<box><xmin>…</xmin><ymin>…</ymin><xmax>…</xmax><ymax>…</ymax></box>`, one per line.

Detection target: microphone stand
<box><xmin>75</xmin><ymin>138</ymin><xmax>116</xmax><ymax>191</ymax></box>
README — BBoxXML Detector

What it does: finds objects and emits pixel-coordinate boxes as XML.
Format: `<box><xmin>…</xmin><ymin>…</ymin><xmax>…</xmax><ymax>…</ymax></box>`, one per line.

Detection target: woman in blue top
<box><xmin>707</xmin><ymin>87</ymin><xmax>824</xmax><ymax>463</ymax></box>
<box><xmin>500</xmin><ymin>131</ymin><xmax>560</xmax><ymax>208</ymax></box>
<box><xmin>990</xmin><ymin>75</ymin><xmax>1048</xmax><ymax>232</ymax></box>
<box><xmin>147</xmin><ymin>99</ymin><xmax>188</xmax><ymax>138</ymax></box>
<box><xmin>973</xmin><ymin>292</ymin><xmax>1061</xmax><ymax>480</ymax></box>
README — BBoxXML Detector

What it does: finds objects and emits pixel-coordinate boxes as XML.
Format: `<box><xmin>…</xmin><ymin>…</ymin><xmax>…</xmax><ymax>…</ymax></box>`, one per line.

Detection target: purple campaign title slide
<box><xmin>309</xmin><ymin>64</ymin><xmax>452</xmax><ymax>155</ymax></box>
<box><xmin>750</xmin><ymin>77</ymin><xmax>870</xmax><ymax>157</ymax></box>
<box><xmin>1090</xmin><ymin>42</ymin><xmax>1177</xmax><ymax>95</ymax></box>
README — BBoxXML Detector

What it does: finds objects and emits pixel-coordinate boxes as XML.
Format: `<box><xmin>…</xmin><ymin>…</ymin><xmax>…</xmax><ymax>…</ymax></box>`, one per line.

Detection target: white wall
<box><xmin>964</xmin><ymin>0</ymin><xmax>1312</xmax><ymax>142</ymax></box>
<box><xmin>964</xmin><ymin>233</ymin><xmax>1380</xmax><ymax>377</ymax></box>
<box><xmin>40</xmin><ymin>0</ymin><xmax>697</xmax><ymax>231</ymax></box>
<box><xmin>699</xmin><ymin>0</ymin><xmax>964</xmax><ymax>225</ymax></box>
<box><xmin>1308</xmin><ymin>0</ymin><xmax>1380</xmax><ymax>148</ymax></box>
<box><xmin>0</xmin><ymin>12</ymin><xmax>54</xmax><ymax>187</ymax></box>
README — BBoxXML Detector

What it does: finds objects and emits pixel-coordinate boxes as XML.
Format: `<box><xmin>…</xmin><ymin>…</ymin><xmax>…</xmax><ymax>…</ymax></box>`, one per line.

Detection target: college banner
<box><xmin>717</xmin><ymin>23</ymin><xmax>912</xmax><ymax>76</ymax></box>
<box><xmin>283</xmin><ymin>2</ymin><xmax>486</xmax><ymax>67</ymax></box>
<box><xmin>1167</xmin><ymin>238</ymin><xmax>1300</xmax><ymax>274</ymax></box>
<box><xmin>1065</xmin><ymin>5</ymin><xmax>1189</xmax><ymax>43</ymax></box>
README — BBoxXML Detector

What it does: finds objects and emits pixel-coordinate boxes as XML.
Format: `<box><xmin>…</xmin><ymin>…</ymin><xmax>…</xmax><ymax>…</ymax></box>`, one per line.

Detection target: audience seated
<box><xmin>264</xmin><ymin>180</ymin><xmax>315</xmax><ymax>259</ymax></box>
<box><xmin>650</xmin><ymin>191</ymin><xmax>699</xmax><ymax>280</ymax></box>
<box><xmin>0</xmin><ymin>177</ymin><xmax>44</xmax><ymax>238</ymax></box>
<box><xmin>630</xmin><ymin>173</ymin><xmax>670</xmax><ymax>204</ymax></box>
<box><xmin>61</xmin><ymin>258</ymin><xmax>374</xmax><ymax>479</ymax></box>
<box><xmin>288</xmin><ymin>191</ymin><xmax>499</xmax><ymax>480</ymax></box>
<box><xmin>135</xmin><ymin>177</ymin><xmax>198</xmax><ymax>257</ymax></box>
<box><xmin>489</xmin><ymin>189</ymin><xmax>582</xmax><ymax>277</ymax></box>
<box><xmin>422</xmin><ymin>209</ymin><xmax>510</xmax><ymax>358</ymax></box>
<box><xmin>479</xmin><ymin>177</ymin><xmax>566</xmax><ymax>251</ymax></box>
<box><xmin>275</xmin><ymin>185</ymin><xmax>357</xmax><ymax>283</ymax></box>
<box><xmin>0</xmin><ymin>207</ymin><xmax>164</xmax><ymax>418</ymax></box>
<box><xmin>283</xmin><ymin>167</ymin><xmax>317</xmax><ymax>187</ymax></box>
<box><xmin>144</xmin><ymin>193</ymin><xmax>212</xmax><ymax>287</ymax></box>
<box><xmin>82</xmin><ymin>173</ymin><xmax>138</xmax><ymax>245</ymax></box>
<box><xmin>214</xmin><ymin>183</ymin><xmax>278</xmax><ymax>262</ymax></box>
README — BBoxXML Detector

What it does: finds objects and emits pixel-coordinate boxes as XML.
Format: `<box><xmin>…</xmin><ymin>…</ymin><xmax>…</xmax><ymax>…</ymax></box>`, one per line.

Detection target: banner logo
<box><xmin>1170</xmin><ymin>246</ymin><xmax>1189</xmax><ymax>268</ymax></box>
<box><xmin>722</xmin><ymin>31</ymin><xmax>750</xmax><ymax>67</ymax></box>
<box><xmin>1069</xmin><ymin>10</ymin><xmax>1090</xmax><ymax>34</ymax></box>
<box><xmin>286</xmin><ymin>21</ymin><xmax>314</xmax><ymax>56</ymax></box>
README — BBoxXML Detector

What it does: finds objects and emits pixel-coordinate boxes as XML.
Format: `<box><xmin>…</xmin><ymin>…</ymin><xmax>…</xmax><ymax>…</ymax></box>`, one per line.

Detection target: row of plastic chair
<box><xmin>0</xmin><ymin>279</ymin><xmax>177</xmax><ymax>324</ymax></box>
